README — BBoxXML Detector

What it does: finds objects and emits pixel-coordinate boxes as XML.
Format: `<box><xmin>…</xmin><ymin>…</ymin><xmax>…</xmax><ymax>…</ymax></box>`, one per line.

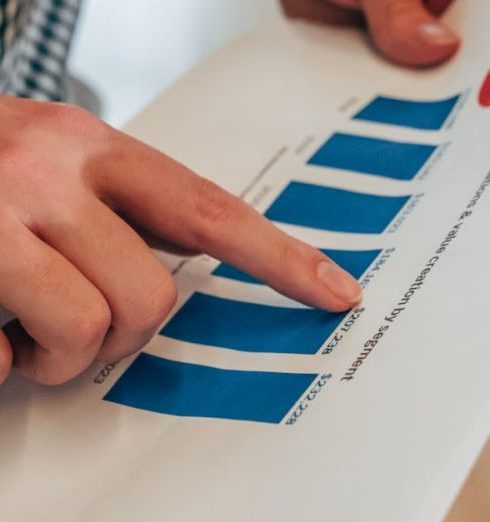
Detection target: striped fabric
<box><xmin>0</xmin><ymin>0</ymin><xmax>81</xmax><ymax>101</ymax></box>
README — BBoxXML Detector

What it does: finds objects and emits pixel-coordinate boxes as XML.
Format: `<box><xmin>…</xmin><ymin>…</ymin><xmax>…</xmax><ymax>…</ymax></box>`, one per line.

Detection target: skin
<box><xmin>0</xmin><ymin>97</ymin><xmax>361</xmax><ymax>385</ymax></box>
<box><xmin>281</xmin><ymin>0</ymin><xmax>460</xmax><ymax>66</ymax></box>
<box><xmin>0</xmin><ymin>0</ymin><xmax>460</xmax><ymax>386</ymax></box>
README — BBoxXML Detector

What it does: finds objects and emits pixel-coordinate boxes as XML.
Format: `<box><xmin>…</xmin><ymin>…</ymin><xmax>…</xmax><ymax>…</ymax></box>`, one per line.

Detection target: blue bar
<box><xmin>353</xmin><ymin>95</ymin><xmax>460</xmax><ymax>130</ymax></box>
<box><xmin>322</xmin><ymin>248</ymin><xmax>381</xmax><ymax>279</ymax></box>
<box><xmin>265</xmin><ymin>182</ymin><xmax>410</xmax><ymax>234</ymax></box>
<box><xmin>308</xmin><ymin>133</ymin><xmax>436</xmax><ymax>180</ymax></box>
<box><xmin>213</xmin><ymin>249</ymin><xmax>381</xmax><ymax>285</ymax></box>
<box><xmin>161</xmin><ymin>292</ymin><xmax>346</xmax><ymax>354</ymax></box>
<box><xmin>105</xmin><ymin>354</ymin><xmax>316</xmax><ymax>424</ymax></box>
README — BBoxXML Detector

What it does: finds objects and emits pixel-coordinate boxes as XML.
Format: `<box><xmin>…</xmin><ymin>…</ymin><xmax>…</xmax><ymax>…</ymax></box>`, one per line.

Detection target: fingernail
<box><xmin>417</xmin><ymin>23</ymin><xmax>459</xmax><ymax>46</ymax></box>
<box><xmin>317</xmin><ymin>261</ymin><xmax>362</xmax><ymax>305</ymax></box>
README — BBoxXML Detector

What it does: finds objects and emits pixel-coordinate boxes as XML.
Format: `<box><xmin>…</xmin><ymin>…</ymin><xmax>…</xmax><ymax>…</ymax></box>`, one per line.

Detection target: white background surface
<box><xmin>42</xmin><ymin>2</ymin><xmax>490</xmax><ymax>520</ymax></box>
<box><xmin>69</xmin><ymin>0</ymin><xmax>279</xmax><ymax>127</ymax></box>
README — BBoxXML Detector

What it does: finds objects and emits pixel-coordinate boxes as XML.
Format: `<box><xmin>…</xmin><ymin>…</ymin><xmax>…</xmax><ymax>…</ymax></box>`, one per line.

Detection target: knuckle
<box><xmin>193</xmin><ymin>177</ymin><xmax>239</xmax><ymax>242</ymax></box>
<box><xmin>68</xmin><ymin>301</ymin><xmax>111</xmax><ymax>353</ymax></box>
<box><xmin>118</xmin><ymin>277</ymin><xmax>177</xmax><ymax>337</ymax></box>
<box><xmin>43</xmin><ymin>102</ymin><xmax>107</xmax><ymax>135</ymax></box>
<box><xmin>0</xmin><ymin>143</ymin><xmax>35</xmax><ymax>173</ymax></box>
<box><xmin>0</xmin><ymin>143</ymin><xmax>55</xmax><ymax>196</ymax></box>
<box><xmin>195</xmin><ymin>178</ymin><xmax>234</xmax><ymax>223</ymax></box>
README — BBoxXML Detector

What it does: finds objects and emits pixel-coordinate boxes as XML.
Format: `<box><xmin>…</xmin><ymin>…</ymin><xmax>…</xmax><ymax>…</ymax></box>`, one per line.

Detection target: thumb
<box><xmin>361</xmin><ymin>0</ymin><xmax>460</xmax><ymax>66</ymax></box>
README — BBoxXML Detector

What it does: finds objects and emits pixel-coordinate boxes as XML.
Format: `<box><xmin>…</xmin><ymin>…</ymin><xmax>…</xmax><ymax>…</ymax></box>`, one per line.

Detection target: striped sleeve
<box><xmin>0</xmin><ymin>0</ymin><xmax>81</xmax><ymax>101</ymax></box>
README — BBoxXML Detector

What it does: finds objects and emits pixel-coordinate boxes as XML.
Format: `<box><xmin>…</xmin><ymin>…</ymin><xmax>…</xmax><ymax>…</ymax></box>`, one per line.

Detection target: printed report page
<box><xmin>1</xmin><ymin>1</ymin><xmax>490</xmax><ymax>521</ymax></box>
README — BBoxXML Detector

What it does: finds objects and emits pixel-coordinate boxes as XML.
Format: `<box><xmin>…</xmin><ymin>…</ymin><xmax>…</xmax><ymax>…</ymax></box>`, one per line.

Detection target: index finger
<box><xmin>89</xmin><ymin>133</ymin><xmax>361</xmax><ymax>313</ymax></box>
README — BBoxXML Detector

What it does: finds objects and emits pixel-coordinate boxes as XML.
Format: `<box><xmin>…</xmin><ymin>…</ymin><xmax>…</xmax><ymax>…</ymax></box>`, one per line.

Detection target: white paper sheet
<box><xmin>2</xmin><ymin>1</ymin><xmax>490</xmax><ymax>521</ymax></box>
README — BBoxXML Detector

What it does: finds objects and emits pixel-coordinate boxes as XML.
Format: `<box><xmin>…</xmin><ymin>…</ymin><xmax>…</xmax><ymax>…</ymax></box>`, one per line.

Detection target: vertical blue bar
<box><xmin>105</xmin><ymin>354</ymin><xmax>317</xmax><ymax>424</ymax></box>
<box><xmin>265</xmin><ymin>181</ymin><xmax>410</xmax><ymax>234</ymax></box>
<box><xmin>321</xmin><ymin>248</ymin><xmax>381</xmax><ymax>279</ymax></box>
<box><xmin>161</xmin><ymin>292</ymin><xmax>346</xmax><ymax>354</ymax></box>
<box><xmin>307</xmin><ymin>133</ymin><xmax>436</xmax><ymax>180</ymax></box>
<box><xmin>353</xmin><ymin>95</ymin><xmax>460</xmax><ymax>130</ymax></box>
<box><xmin>213</xmin><ymin>249</ymin><xmax>381</xmax><ymax>284</ymax></box>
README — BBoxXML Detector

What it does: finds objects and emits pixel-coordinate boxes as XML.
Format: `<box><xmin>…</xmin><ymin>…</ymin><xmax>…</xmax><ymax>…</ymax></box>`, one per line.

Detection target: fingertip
<box><xmin>248</xmin><ymin>237</ymin><xmax>361</xmax><ymax>313</ymax></box>
<box><xmin>316</xmin><ymin>261</ymin><xmax>363</xmax><ymax>312</ymax></box>
<box><xmin>375</xmin><ymin>19</ymin><xmax>460</xmax><ymax>66</ymax></box>
<box><xmin>411</xmin><ymin>21</ymin><xmax>460</xmax><ymax>65</ymax></box>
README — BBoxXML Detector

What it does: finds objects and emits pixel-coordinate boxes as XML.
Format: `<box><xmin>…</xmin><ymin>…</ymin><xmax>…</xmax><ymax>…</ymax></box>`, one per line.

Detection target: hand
<box><xmin>281</xmin><ymin>0</ymin><xmax>460</xmax><ymax>66</ymax></box>
<box><xmin>0</xmin><ymin>95</ymin><xmax>361</xmax><ymax>385</ymax></box>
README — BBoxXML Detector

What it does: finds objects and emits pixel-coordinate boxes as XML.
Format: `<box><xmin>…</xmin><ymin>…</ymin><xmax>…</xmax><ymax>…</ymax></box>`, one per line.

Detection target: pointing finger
<box><xmin>90</xmin><ymin>135</ymin><xmax>362</xmax><ymax>313</ymax></box>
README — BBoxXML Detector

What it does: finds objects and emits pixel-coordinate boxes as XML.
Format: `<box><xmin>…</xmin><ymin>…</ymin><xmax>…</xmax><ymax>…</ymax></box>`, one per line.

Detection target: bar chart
<box><xmin>105</xmin><ymin>92</ymin><xmax>457</xmax><ymax>425</ymax></box>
